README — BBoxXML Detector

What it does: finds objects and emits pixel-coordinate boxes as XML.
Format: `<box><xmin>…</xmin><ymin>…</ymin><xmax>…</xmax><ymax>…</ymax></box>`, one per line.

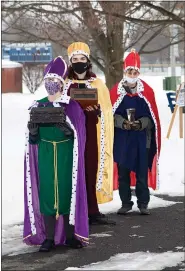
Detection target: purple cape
<box><xmin>23</xmin><ymin>99</ymin><xmax>89</xmax><ymax>246</ymax></box>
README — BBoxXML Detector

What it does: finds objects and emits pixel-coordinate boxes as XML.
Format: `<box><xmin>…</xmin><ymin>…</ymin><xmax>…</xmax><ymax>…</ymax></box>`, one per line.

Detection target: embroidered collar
<box><xmin>53</xmin><ymin>94</ymin><xmax>70</xmax><ymax>104</ymax></box>
<box><xmin>117</xmin><ymin>78</ymin><xmax>144</xmax><ymax>95</ymax></box>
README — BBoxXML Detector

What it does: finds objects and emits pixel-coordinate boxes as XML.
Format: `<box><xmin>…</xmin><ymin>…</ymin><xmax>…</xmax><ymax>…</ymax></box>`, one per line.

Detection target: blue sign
<box><xmin>166</xmin><ymin>92</ymin><xmax>176</xmax><ymax>113</ymax></box>
<box><xmin>2</xmin><ymin>43</ymin><xmax>53</xmax><ymax>63</ymax></box>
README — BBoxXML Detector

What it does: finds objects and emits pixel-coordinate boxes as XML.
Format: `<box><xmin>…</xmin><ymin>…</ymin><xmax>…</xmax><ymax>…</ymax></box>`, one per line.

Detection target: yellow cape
<box><xmin>65</xmin><ymin>78</ymin><xmax>114</xmax><ymax>204</ymax></box>
<box><xmin>90</xmin><ymin>78</ymin><xmax>114</xmax><ymax>204</ymax></box>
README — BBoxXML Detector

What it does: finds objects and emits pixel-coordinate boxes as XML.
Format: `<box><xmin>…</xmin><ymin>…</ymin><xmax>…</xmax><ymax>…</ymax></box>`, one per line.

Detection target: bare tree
<box><xmin>2</xmin><ymin>1</ymin><xmax>185</xmax><ymax>88</ymax></box>
<box><xmin>23</xmin><ymin>64</ymin><xmax>44</xmax><ymax>93</ymax></box>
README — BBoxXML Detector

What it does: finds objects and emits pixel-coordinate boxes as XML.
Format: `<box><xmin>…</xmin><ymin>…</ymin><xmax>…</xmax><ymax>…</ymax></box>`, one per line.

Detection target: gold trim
<box><xmin>41</xmin><ymin>138</ymin><xmax>70</xmax><ymax>220</ymax></box>
<box><xmin>23</xmin><ymin>234</ymin><xmax>32</xmax><ymax>240</ymax></box>
<box><xmin>74</xmin><ymin>233</ymin><xmax>89</xmax><ymax>241</ymax></box>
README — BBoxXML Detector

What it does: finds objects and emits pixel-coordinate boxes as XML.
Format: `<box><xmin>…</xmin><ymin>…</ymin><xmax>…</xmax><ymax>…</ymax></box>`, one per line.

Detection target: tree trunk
<box><xmin>102</xmin><ymin>2</ymin><xmax>125</xmax><ymax>90</ymax></box>
<box><xmin>104</xmin><ymin>66</ymin><xmax>123</xmax><ymax>90</ymax></box>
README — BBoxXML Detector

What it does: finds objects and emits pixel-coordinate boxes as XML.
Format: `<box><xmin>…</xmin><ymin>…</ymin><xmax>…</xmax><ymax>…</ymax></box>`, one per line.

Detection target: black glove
<box><xmin>56</xmin><ymin>122</ymin><xmax>74</xmax><ymax>138</ymax></box>
<box><xmin>94</xmin><ymin>104</ymin><xmax>101</xmax><ymax>117</ymax></box>
<box><xmin>131</xmin><ymin>120</ymin><xmax>142</xmax><ymax>131</ymax></box>
<box><xmin>27</xmin><ymin>122</ymin><xmax>39</xmax><ymax>135</ymax></box>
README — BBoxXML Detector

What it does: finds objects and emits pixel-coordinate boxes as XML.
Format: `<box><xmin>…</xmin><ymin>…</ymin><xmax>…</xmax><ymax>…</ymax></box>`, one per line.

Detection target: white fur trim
<box><xmin>66</xmin><ymin>117</ymin><xmax>78</xmax><ymax>225</ymax></box>
<box><xmin>124</xmin><ymin>66</ymin><xmax>140</xmax><ymax>72</ymax></box>
<box><xmin>25</xmin><ymin>101</ymin><xmax>38</xmax><ymax>235</ymax></box>
<box><xmin>44</xmin><ymin>73</ymin><xmax>65</xmax><ymax>83</ymax></box>
<box><xmin>53</xmin><ymin>94</ymin><xmax>70</xmax><ymax>104</ymax></box>
<box><xmin>117</xmin><ymin>78</ymin><xmax>144</xmax><ymax>95</ymax></box>
<box><xmin>96</xmin><ymin>110</ymin><xmax>105</xmax><ymax>191</ymax></box>
<box><xmin>52</xmin><ymin>103</ymin><xmax>78</xmax><ymax>225</ymax></box>
<box><xmin>112</xmin><ymin>93</ymin><xmax>126</xmax><ymax>114</ymax></box>
<box><xmin>85</xmin><ymin>79</ymin><xmax>105</xmax><ymax>191</ymax></box>
<box><xmin>62</xmin><ymin>79</ymin><xmax>73</xmax><ymax>98</ymax></box>
<box><xmin>68</xmin><ymin>50</ymin><xmax>90</xmax><ymax>60</ymax></box>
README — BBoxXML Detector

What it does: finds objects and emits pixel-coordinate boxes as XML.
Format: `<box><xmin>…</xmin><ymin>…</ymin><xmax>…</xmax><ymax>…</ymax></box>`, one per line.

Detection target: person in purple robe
<box><xmin>23</xmin><ymin>56</ymin><xmax>89</xmax><ymax>252</ymax></box>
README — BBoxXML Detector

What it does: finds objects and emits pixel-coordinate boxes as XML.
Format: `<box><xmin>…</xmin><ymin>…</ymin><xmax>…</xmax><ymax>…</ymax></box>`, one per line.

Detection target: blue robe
<box><xmin>113</xmin><ymin>95</ymin><xmax>154</xmax><ymax>172</ymax></box>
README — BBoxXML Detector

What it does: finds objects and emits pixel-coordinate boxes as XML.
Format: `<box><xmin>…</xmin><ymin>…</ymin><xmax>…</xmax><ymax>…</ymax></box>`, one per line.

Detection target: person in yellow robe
<box><xmin>65</xmin><ymin>42</ymin><xmax>115</xmax><ymax>225</ymax></box>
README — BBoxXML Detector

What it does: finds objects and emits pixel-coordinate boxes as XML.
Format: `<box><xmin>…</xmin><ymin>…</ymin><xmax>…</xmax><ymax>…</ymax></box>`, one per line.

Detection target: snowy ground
<box><xmin>2</xmin><ymin>76</ymin><xmax>184</xmax><ymax>265</ymax></box>
<box><xmin>66</xmin><ymin>251</ymin><xmax>185</xmax><ymax>270</ymax></box>
<box><xmin>2</xmin><ymin>191</ymin><xmax>181</xmax><ymax>257</ymax></box>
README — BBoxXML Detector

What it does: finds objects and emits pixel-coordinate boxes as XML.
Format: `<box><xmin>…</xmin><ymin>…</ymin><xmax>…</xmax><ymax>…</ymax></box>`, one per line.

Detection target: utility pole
<box><xmin>170</xmin><ymin>24</ymin><xmax>176</xmax><ymax>77</ymax></box>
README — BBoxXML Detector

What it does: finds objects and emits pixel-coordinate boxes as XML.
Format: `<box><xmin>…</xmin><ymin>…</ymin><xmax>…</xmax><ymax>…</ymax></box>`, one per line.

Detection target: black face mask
<box><xmin>72</xmin><ymin>62</ymin><xmax>88</xmax><ymax>74</ymax></box>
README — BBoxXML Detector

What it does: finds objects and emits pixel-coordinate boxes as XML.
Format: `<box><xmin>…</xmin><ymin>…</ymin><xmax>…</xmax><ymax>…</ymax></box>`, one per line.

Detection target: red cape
<box><xmin>110</xmin><ymin>79</ymin><xmax>161</xmax><ymax>190</ymax></box>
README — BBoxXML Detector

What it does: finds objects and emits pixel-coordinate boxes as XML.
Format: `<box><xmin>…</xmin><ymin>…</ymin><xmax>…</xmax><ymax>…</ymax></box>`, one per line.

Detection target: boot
<box><xmin>117</xmin><ymin>205</ymin><xmax>132</xmax><ymax>215</ymax></box>
<box><xmin>89</xmin><ymin>213</ymin><xmax>116</xmax><ymax>225</ymax></box>
<box><xmin>63</xmin><ymin>215</ymin><xmax>83</xmax><ymax>249</ymax></box>
<box><xmin>39</xmin><ymin>239</ymin><xmax>55</xmax><ymax>252</ymax></box>
<box><xmin>65</xmin><ymin>237</ymin><xmax>83</xmax><ymax>249</ymax></box>
<box><xmin>40</xmin><ymin>215</ymin><xmax>56</xmax><ymax>252</ymax></box>
<box><xmin>139</xmin><ymin>206</ymin><xmax>150</xmax><ymax>215</ymax></box>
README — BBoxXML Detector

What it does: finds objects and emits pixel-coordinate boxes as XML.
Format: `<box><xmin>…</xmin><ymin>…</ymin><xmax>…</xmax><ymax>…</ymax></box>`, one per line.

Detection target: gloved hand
<box><xmin>94</xmin><ymin>104</ymin><xmax>101</xmax><ymax>117</ymax></box>
<box><xmin>122</xmin><ymin>119</ymin><xmax>132</xmax><ymax>130</ymax></box>
<box><xmin>27</xmin><ymin>122</ymin><xmax>39</xmax><ymax>135</ymax></box>
<box><xmin>56</xmin><ymin>122</ymin><xmax>74</xmax><ymax>138</ymax></box>
<box><xmin>131</xmin><ymin>120</ymin><xmax>142</xmax><ymax>131</ymax></box>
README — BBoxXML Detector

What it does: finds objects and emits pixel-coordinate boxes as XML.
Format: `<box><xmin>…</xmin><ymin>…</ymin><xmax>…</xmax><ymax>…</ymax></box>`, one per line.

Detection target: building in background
<box><xmin>2</xmin><ymin>60</ymin><xmax>23</xmax><ymax>93</ymax></box>
<box><xmin>2</xmin><ymin>43</ymin><xmax>53</xmax><ymax>63</ymax></box>
<box><xmin>2</xmin><ymin>43</ymin><xmax>53</xmax><ymax>94</ymax></box>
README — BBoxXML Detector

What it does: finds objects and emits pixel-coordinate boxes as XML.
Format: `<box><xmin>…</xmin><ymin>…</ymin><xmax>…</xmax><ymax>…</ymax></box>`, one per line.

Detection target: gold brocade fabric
<box><xmin>90</xmin><ymin>79</ymin><xmax>114</xmax><ymax>204</ymax></box>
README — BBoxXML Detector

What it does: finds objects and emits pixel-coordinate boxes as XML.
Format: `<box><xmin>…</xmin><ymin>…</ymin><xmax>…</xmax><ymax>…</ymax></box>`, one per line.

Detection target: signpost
<box><xmin>166</xmin><ymin>82</ymin><xmax>185</xmax><ymax>139</ymax></box>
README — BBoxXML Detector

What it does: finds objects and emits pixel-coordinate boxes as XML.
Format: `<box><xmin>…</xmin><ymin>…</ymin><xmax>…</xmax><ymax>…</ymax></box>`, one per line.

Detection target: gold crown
<box><xmin>67</xmin><ymin>42</ymin><xmax>90</xmax><ymax>59</ymax></box>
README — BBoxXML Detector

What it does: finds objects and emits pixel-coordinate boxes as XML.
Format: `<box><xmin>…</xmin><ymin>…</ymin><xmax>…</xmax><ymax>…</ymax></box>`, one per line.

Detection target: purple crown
<box><xmin>44</xmin><ymin>56</ymin><xmax>68</xmax><ymax>81</ymax></box>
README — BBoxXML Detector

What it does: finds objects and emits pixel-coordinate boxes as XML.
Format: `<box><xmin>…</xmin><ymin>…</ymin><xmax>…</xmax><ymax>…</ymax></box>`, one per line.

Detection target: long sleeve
<box><xmin>114</xmin><ymin>114</ymin><xmax>127</xmax><ymax>129</ymax></box>
<box><xmin>138</xmin><ymin>117</ymin><xmax>154</xmax><ymax>130</ymax></box>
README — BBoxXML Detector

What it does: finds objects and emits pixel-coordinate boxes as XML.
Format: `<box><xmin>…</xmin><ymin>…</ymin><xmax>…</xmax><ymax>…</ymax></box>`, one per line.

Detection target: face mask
<box><xmin>45</xmin><ymin>81</ymin><xmax>61</xmax><ymax>95</ymax></box>
<box><xmin>125</xmin><ymin>76</ymin><xmax>138</xmax><ymax>84</ymax></box>
<box><xmin>72</xmin><ymin>62</ymin><xmax>88</xmax><ymax>74</ymax></box>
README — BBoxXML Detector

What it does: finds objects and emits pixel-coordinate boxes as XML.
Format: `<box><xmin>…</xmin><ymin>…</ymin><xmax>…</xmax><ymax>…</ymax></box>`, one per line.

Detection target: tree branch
<box><xmin>138</xmin><ymin>26</ymin><xmax>167</xmax><ymax>54</ymax></box>
<box><xmin>140</xmin><ymin>39</ymin><xmax>185</xmax><ymax>54</ymax></box>
<box><xmin>139</xmin><ymin>1</ymin><xmax>184</xmax><ymax>24</ymax></box>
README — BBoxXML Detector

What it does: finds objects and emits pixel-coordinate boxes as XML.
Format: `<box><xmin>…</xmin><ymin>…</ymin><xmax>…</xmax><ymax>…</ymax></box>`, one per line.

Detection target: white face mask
<box><xmin>125</xmin><ymin>76</ymin><xmax>138</xmax><ymax>85</ymax></box>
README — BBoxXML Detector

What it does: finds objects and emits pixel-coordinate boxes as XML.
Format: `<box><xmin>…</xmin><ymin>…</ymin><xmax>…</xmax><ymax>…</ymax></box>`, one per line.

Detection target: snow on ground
<box><xmin>66</xmin><ymin>251</ymin><xmax>184</xmax><ymax>270</ymax></box>
<box><xmin>1</xmin><ymin>191</ymin><xmax>181</xmax><ymax>256</ymax></box>
<box><xmin>2</xmin><ymin>75</ymin><xmax>184</xmax><ymax>256</ymax></box>
<box><xmin>140</xmin><ymin>75</ymin><xmax>184</xmax><ymax>196</ymax></box>
<box><xmin>2</xmin><ymin>224</ymin><xmax>38</xmax><ymax>256</ymax></box>
<box><xmin>99</xmin><ymin>191</ymin><xmax>181</xmax><ymax>215</ymax></box>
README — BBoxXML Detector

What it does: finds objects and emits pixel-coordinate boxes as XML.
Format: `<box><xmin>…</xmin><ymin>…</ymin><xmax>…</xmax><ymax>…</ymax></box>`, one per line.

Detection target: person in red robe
<box><xmin>110</xmin><ymin>49</ymin><xmax>161</xmax><ymax>215</ymax></box>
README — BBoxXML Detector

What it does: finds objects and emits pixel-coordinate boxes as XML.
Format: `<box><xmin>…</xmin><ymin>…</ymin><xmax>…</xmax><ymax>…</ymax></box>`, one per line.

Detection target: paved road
<box><xmin>2</xmin><ymin>195</ymin><xmax>185</xmax><ymax>270</ymax></box>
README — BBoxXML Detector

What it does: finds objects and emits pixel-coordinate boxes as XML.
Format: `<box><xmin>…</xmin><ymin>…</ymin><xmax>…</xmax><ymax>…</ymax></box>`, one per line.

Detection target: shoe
<box><xmin>117</xmin><ymin>206</ymin><xmax>132</xmax><ymax>215</ymax></box>
<box><xmin>139</xmin><ymin>207</ymin><xmax>150</xmax><ymax>215</ymax></box>
<box><xmin>89</xmin><ymin>213</ymin><xmax>116</xmax><ymax>225</ymax></box>
<box><xmin>65</xmin><ymin>237</ymin><xmax>83</xmax><ymax>249</ymax></box>
<box><xmin>39</xmin><ymin>239</ymin><xmax>55</xmax><ymax>252</ymax></box>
